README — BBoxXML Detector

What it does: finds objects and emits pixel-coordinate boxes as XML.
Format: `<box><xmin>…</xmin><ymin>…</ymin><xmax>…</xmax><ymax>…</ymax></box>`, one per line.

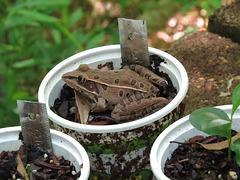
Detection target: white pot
<box><xmin>0</xmin><ymin>126</ymin><xmax>90</xmax><ymax>180</ymax></box>
<box><xmin>150</xmin><ymin>104</ymin><xmax>240</xmax><ymax>180</ymax></box>
<box><xmin>38</xmin><ymin>45</ymin><xmax>188</xmax><ymax>179</ymax></box>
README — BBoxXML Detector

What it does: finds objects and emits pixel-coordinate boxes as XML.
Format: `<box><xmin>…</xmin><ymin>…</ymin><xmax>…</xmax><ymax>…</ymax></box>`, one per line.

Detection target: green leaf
<box><xmin>170</xmin><ymin>0</ymin><xmax>189</xmax><ymax>5</ymax></box>
<box><xmin>5</xmin><ymin>68</ymin><xmax>17</xmax><ymax>102</ymax></box>
<box><xmin>201</xmin><ymin>1</ymin><xmax>211</xmax><ymax>15</ymax></box>
<box><xmin>86</xmin><ymin>30</ymin><xmax>105</xmax><ymax>49</ymax></box>
<box><xmin>55</xmin><ymin>22</ymin><xmax>83</xmax><ymax>51</ymax></box>
<box><xmin>33</xmin><ymin>40</ymin><xmax>51</xmax><ymax>64</ymax></box>
<box><xmin>171</xmin><ymin>0</ymin><xmax>198</xmax><ymax>12</ymax></box>
<box><xmin>12</xmin><ymin>59</ymin><xmax>36</xmax><ymax>68</ymax></box>
<box><xmin>0</xmin><ymin>51</ymin><xmax>27</xmax><ymax>63</ymax></box>
<box><xmin>231</xmin><ymin>84</ymin><xmax>240</xmax><ymax>118</ymax></box>
<box><xmin>72</xmin><ymin>29</ymin><xmax>89</xmax><ymax>45</ymax></box>
<box><xmin>10</xmin><ymin>0</ymin><xmax>70</xmax><ymax>11</ymax></box>
<box><xmin>209</xmin><ymin>0</ymin><xmax>222</xmax><ymax>9</ymax></box>
<box><xmin>0</xmin><ymin>43</ymin><xmax>15</xmax><ymax>54</ymax></box>
<box><xmin>4</xmin><ymin>15</ymin><xmax>40</xmax><ymax>29</ymax></box>
<box><xmin>68</xmin><ymin>8</ymin><xmax>83</xmax><ymax>28</ymax></box>
<box><xmin>17</xmin><ymin>9</ymin><xmax>59</xmax><ymax>23</ymax></box>
<box><xmin>52</xmin><ymin>28</ymin><xmax>62</xmax><ymax>44</ymax></box>
<box><xmin>232</xmin><ymin>138</ymin><xmax>240</xmax><ymax>166</ymax></box>
<box><xmin>189</xmin><ymin>107</ymin><xmax>231</xmax><ymax>138</ymax></box>
<box><xmin>61</xmin><ymin>5</ymin><xmax>68</xmax><ymax>26</ymax></box>
<box><xmin>12</xmin><ymin>91</ymin><xmax>29</xmax><ymax>101</ymax></box>
<box><xmin>181</xmin><ymin>2</ymin><xmax>198</xmax><ymax>12</ymax></box>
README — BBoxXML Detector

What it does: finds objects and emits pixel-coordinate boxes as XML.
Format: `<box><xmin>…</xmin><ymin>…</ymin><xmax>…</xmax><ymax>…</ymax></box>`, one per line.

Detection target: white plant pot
<box><xmin>150</xmin><ymin>104</ymin><xmax>240</xmax><ymax>180</ymax></box>
<box><xmin>38</xmin><ymin>45</ymin><xmax>188</xmax><ymax>179</ymax></box>
<box><xmin>0</xmin><ymin>126</ymin><xmax>90</xmax><ymax>180</ymax></box>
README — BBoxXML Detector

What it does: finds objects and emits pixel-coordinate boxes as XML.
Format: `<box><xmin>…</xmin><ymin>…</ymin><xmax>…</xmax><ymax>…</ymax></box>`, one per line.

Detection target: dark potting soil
<box><xmin>51</xmin><ymin>55</ymin><xmax>177</xmax><ymax>125</ymax></box>
<box><xmin>0</xmin><ymin>134</ymin><xmax>80</xmax><ymax>180</ymax></box>
<box><xmin>164</xmin><ymin>132</ymin><xmax>240</xmax><ymax>180</ymax></box>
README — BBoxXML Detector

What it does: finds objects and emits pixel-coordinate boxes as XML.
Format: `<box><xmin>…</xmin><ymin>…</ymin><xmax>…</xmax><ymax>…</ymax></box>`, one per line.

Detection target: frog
<box><xmin>62</xmin><ymin>64</ymin><xmax>169</xmax><ymax>124</ymax></box>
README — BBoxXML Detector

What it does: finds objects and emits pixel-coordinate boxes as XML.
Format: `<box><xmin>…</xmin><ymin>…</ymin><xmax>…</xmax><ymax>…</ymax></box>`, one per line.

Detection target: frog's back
<box><xmin>86</xmin><ymin>68</ymin><xmax>157</xmax><ymax>93</ymax></box>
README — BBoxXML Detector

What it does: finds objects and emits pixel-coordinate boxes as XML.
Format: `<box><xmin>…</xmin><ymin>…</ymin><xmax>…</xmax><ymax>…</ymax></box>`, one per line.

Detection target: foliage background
<box><xmin>0</xmin><ymin>0</ymin><xmax>223</xmax><ymax>127</ymax></box>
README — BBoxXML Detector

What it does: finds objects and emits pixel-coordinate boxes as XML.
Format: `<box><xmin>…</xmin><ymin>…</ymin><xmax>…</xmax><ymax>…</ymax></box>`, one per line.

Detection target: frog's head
<box><xmin>62</xmin><ymin>64</ymin><xmax>99</xmax><ymax>99</ymax></box>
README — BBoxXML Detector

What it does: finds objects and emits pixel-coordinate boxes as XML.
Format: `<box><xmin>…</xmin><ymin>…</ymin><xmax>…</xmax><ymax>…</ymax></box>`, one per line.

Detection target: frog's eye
<box><xmin>77</xmin><ymin>76</ymin><xmax>86</xmax><ymax>84</ymax></box>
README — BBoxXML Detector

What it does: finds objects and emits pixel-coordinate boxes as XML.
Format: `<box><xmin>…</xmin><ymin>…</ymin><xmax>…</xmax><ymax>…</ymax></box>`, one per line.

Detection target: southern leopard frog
<box><xmin>62</xmin><ymin>64</ymin><xmax>169</xmax><ymax>124</ymax></box>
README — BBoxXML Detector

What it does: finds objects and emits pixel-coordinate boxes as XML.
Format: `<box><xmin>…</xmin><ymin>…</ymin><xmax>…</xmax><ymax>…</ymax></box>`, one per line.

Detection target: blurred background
<box><xmin>0</xmin><ymin>0</ymin><xmax>230</xmax><ymax>127</ymax></box>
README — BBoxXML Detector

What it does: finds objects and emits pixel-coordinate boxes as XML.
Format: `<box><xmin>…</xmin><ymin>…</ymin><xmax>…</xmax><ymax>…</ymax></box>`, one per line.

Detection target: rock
<box><xmin>166</xmin><ymin>31</ymin><xmax>240</xmax><ymax>115</ymax></box>
<box><xmin>208</xmin><ymin>2</ymin><xmax>240</xmax><ymax>44</ymax></box>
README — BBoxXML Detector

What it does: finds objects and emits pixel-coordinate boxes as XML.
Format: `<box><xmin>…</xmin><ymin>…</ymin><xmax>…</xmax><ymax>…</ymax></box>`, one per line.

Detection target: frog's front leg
<box><xmin>74</xmin><ymin>93</ymin><xmax>107</xmax><ymax>124</ymax></box>
<box><xmin>111</xmin><ymin>93</ymin><xmax>169</xmax><ymax>122</ymax></box>
<box><xmin>90</xmin><ymin>97</ymin><xmax>108</xmax><ymax>112</ymax></box>
<box><xmin>128</xmin><ymin>64</ymin><xmax>167</xmax><ymax>87</ymax></box>
<box><xmin>74</xmin><ymin>90</ymin><xmax>90</xmax><ymax>124</ymax></box>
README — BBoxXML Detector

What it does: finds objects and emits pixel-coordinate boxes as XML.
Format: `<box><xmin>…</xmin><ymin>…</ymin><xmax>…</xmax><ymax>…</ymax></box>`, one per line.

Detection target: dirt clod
<box><xmin>208</xmin><ymin>1</ymin><xmax>240</xmax><ymax>44</ymax></box>
<box><xmin>166</xmin><ymin>31</ymin><xmax>240</xmax><ymax>116</ymax></box>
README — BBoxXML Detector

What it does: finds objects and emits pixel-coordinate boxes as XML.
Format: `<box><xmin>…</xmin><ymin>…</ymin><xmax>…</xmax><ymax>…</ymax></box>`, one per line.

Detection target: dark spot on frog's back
<box><xmin>115</xmin><ymin>78</ymin><xmax>120</xmax><ymax>84</ymax></box>
<box><xmin>134</xmin><ymin>91</ymin><xmax>143</xmax><ymax>99</ymax></box>
<box><xmin>94</xmin><ymin>76</ymin><xmax>99</xmax><ymax>79</ymax></box>
<box><xmin>102</xmin><ymin>84</ymin><xmax>108</xmax><ymax>90</ymax></box>
<box><xmin>150</xmin><ymin>86</ymin><xmax>155</xmax><ymax>92</ymax></box>
<box><xmin>127</xmin><ymin>96</ymin><xmax>133</xmax><ymax>102</ymax></box>
<box><xmin>145</xmin><ymin>73</ymin><xmax>151</xmax><ymax>78</ymax></box>
<box><xmin>131</xmin><ymin>79</ymin><xmax>137</xmax><ymax>86</ymax></box>
<box><xmin>119</xmin><ymin>90</ymin><xmax>123</xmax><ymax>97</ymax></box>
<box><xmin>140</xmin><ymin>83</ymin><xmax>144</xmax><ymax>88</ymax></box>
<box><xmin>152</xmin><ymin>78</ymin><xmax>158</xmax><ymax>82</ymax></box>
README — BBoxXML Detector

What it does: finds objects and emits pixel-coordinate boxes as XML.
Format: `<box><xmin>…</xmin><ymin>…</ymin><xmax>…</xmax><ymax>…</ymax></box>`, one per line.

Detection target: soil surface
<box><xmin>0</xmin><ymin>136</ymin><xmax>80</xmax><ymax>180</ymax></box>
<box><xmin>166</xmin><ymin>31</ymin><xmax>240</xmax><ymax>116</ymax></box>
<box><xmin>52</xmin><ymin>55</ymin><xmax>177</xmax><ymax>125</ymax></box>
<box><xmin>164</xmin><ymin>133</ymin><xmax>240</xmax><ymax>180</ymax></box>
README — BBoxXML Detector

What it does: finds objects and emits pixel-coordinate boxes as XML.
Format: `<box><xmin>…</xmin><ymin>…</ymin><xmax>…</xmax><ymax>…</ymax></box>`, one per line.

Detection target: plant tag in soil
<box><xmin>17</xmin><ymin>100</ymin><xmax>53</xmax><ymax>155</ymax></box>
<box><xmin>118</xmin><ymin>18</ymin><xmax>150</xmax><ymax>67</ymax></box>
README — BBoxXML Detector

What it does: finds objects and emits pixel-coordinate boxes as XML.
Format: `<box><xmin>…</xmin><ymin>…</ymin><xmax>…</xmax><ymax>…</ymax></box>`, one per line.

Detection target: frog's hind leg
<box><xmin>111</xmin><ymin>92</ymin><xmax>169</xmax><ymax>122</ymax></box>
<box><xmin>129</xmin><ymin>64</ymin><xmax>167</xmax><ymax>87</ymax></box>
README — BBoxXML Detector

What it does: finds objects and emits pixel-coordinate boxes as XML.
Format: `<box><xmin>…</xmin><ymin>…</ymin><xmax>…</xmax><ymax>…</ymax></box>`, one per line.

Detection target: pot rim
<box><xmin>38</xmin><ymin>45</ymin><xmax>188</xmax><ymax>133</ymax></box>
<box><xmin>0</xmin><ymin>126</ymin><xmax>90</xmax><ymax>180</ymax></box>
<box><xmin>150</xmin><ymin>104</ymin><xmax>237</xmax><ymax>180</ymax></box>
